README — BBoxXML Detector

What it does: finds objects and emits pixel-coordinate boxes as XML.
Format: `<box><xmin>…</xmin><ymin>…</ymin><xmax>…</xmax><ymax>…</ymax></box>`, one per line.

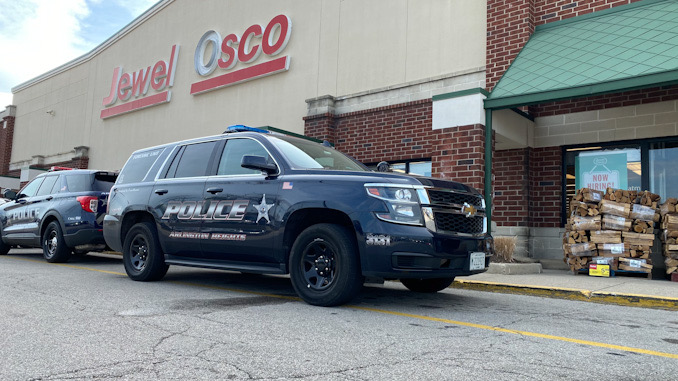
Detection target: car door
<box><xmin>2</xmin><ymin>176</ymin><xmax>57</xmax><ymax>244</ymax></box>
<box><xmin>150</xmin><ymin>140</ymin><xmax>220</xmax><ymax>259</ymax></box>
<box><xmin>201</xmin><ymin>137</ymin><xmax>280</xmax><ymax>263</ymax></box>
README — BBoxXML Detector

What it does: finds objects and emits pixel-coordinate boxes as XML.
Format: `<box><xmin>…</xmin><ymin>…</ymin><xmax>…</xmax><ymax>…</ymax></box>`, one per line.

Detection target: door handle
<box><xmin>206</xmin><ymin>187</ymin><xmax>223</xmax><ymax>194</ymax></box>
<box><xmin>46</xmin><ymin>196</ymin><xmax>53</xmax><ymax>201</ymax></box>
<box><xmin>154</xmin><ymin>189</ymin><xmax>169</xmax><ymax>195</ymax></box>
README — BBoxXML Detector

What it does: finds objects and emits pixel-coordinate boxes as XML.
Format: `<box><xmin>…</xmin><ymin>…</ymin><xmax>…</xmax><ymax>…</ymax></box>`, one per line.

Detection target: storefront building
<box><xmin>3</xmin><ymin>0</ymin><xmax>678</xmax><ymax>270</ymax></box>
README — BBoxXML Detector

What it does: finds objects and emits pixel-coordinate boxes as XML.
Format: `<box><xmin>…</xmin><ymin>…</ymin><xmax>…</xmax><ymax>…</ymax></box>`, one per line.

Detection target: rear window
<box><xmin>118</xmin><ymin>148</ymin><xmax>164</xmax><ymax>184</ymax></box>
<box><xmin>61</xmin><ymin>173</ymin><xmax>117</xmax><ymax>193</ymax></box>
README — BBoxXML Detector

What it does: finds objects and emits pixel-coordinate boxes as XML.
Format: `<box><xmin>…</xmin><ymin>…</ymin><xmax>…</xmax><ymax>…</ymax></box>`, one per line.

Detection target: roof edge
<box><xmin>484</xmin><ymin>69</ymin><xmax>678</xmax><ymax>110</ymax></box>
<box><xmin>11</xmin><ymin>0</ymin><xmax>173</xmax><ymax>93</ymax></box>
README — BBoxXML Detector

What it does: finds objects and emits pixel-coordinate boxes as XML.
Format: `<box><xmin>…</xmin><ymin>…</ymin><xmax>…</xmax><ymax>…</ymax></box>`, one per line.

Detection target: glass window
<box><xmin>36</xmin><ymin>175</ymin><xmax>59</xmax><ymax>196</ymax></box>
<box><xmin>65</xmin><ymin>174</ymin><xmax>93</xmax><ymax>192</ymax></box>
<box><xmin>169</xmin><ymin>141</ymin><xmax>218</xmax><ymax>179</ymax></box>
<box><xmin>564</xmin><ymin>145</ymin><xmax>641</xmax><ymax>202</ymax></box>
<box><xmin>18</xmin><ymin>177</ymin><xmax>44</xmax><ymax>198</ymax></box>
<box><xmin>650</xmin><ymin>141</ymin><xmax>678</xmax><ymax>201</ymax></box>
<box><xmin>218</xmin><ymin>139</ymin><xmax>271</xmax><ymax>176</ymax></box>
<box><xmin>367</xmin><ymin>160</ymin><xmax>432</xmax><ymax>177</ymax></box>
<box><xmin>118</xmin><ymin>148</ymin><xmax>164</xmax><ymax>185</ymax></box>
<box><xmin>270</xmin><ymin>136</ymin><xmax>367</xmax><ymax>171</ymax></box>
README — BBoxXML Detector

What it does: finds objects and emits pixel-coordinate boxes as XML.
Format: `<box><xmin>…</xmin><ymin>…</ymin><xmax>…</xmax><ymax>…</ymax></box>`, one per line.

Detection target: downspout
<box><xmin>484</xmin><ymin>108</ymin><xmax>492</xmax><ymax>235</ymax></box>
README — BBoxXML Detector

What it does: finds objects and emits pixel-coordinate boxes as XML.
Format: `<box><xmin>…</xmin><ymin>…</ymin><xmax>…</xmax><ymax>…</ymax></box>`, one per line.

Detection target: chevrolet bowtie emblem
<box><xmin>461</xmin><ymin>202</ymin><xmax>477</xmax><ymax>218</ymax></box>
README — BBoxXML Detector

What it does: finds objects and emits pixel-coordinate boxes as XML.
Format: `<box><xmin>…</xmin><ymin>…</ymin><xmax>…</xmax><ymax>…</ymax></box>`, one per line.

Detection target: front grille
<box><xmin>428</xmin><ymin>190</ymin><xmax>482</xmax><ymax>206</ymax></box>
<box><xmin>434</xmin><ymin>212</ymin><xmax>485</xmax><ymax>234</ymax></box>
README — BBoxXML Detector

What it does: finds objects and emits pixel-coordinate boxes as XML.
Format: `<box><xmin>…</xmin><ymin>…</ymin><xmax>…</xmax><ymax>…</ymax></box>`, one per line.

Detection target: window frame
<box><xmin>561</xmin><ymin>136</ymin><xmax>678</xmax><ymax>226</ymax></box>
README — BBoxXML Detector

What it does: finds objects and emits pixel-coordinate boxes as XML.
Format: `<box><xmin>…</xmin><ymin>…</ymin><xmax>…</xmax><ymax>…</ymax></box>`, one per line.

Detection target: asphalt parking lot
<box><xmin>1</xmin><ymin>249</ymin><xmax>677</xmax><ymax>380</ymax></box>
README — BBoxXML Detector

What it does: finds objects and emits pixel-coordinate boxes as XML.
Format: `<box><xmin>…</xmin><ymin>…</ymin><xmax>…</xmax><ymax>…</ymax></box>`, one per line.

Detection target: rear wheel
<box><xmin>0</xmin><ymin>233</ymin><xmax>9</xmax><ymax>255</ymax></box>
<box><xmin>400</xmin><ymin>277</ymin><xmax>455</xmax><ymax>293</ymax></box>
<box><xmin>289</xmin><ymin>224</ymin><xmax>362</xmax><ymax>307</ymax></box>
<box><xmin>122</xmin><ymin>222</ymin><xmax>168</xmax><ymax>281</ymax></box>
<box><xmin>42</xmin><ymin>221</ymin><xmax>71</xmax><ymax>263</ymax></box>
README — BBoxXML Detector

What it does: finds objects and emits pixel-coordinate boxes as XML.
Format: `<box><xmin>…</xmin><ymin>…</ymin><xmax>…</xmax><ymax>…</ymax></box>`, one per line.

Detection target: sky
<box><xmin>0</xmin><ymin>0</ymin><xmax>158</xmax><ymax>108</ymax></box>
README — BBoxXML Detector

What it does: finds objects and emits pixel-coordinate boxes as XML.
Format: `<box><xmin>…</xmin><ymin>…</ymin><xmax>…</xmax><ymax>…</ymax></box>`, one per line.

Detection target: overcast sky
<box><xmin>0</xmin><ymin>0</ymin><xmax>158</xmax><ymax>108</ymax></box>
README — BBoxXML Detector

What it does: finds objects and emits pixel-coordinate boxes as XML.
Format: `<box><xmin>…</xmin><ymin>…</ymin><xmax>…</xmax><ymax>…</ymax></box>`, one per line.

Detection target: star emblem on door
<box><xmin>254</xmin><ymin>194</ymin><xmax>275</xmax><ymax>223</ymax></box>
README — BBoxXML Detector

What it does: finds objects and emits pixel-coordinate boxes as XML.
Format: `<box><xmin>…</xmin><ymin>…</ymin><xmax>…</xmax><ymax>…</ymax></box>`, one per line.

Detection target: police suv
<box><xmin>0</xmin><ymin>169</ymin><xmax>117</xmax><ymax>262</ymax></box>
<box><xmin>104</xmin><ymin>126</ymin><xmax>492</xmax><ymax>306</ymax></box>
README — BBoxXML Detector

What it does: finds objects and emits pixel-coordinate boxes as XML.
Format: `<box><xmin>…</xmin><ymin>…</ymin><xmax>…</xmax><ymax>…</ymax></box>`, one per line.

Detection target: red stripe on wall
<box><xmin>190</xmin><ymin>56</ymin><xmax>289</xmax><ymax>95</ymax></box>
<box><xmin>100</xmin><ymin>91</ymin><xmax>170</xmax><ymax>119</ymax></box>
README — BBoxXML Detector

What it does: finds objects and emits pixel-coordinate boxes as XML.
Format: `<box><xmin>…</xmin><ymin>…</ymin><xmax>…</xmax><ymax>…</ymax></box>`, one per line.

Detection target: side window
<box><xmin>217</xmin><ymin>139</ymin><xmax>272</xmax><ymax>176</ymax></box>
<box><xmin>117</xmin><ymin>148</ymin><xmax>164</xmax><ymax>185</ymax></box>
<box><xmin>64</xmin><ymin>174</ymin><xmax>93</xmax><ymax>192</ymax></box>
<box><xmin>167</xmin><ymin>141</ymin><xmax>218</xmax><ymax>179</ymax></box>
<box><xmin>36</xmin><ymin>175</ymin><xmax>59</xmax><ymax>196</ymax></box>
<box><xmin>18</xmin><ymin>178</ymin><xmax>44</xmax><ymax>198</ymax></box>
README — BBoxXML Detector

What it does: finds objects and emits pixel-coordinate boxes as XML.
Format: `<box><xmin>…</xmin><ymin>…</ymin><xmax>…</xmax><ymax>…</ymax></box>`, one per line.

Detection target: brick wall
<box><xmin>535</xmin><ymin>0</ymin><xmax>642</xmax><ymax>25</ymax></box>
<box><xmin>486</xmin><ymin>0</ymin><xmax>535</xmax><ymax>91</ymax></box>
<box><xmin>0</xmin><ymin>115</ymin><xmax>15</xmax><ymax>176</ymax></box>
<box><xmin>494</xmin><ymin>148</ymin><xmax>529</xmax><ymax>226</ymax></box>
<box><xmin>304</xmin><ymin>100</ymin><xmax>487</xmax><ymax>192</ymax></box>
<box><xmin>530</xmin><ymin>85</ymin><xmax>678</xmax><ymax>117</ymax></box>
<box><xmin>529</xmin><ymin>147</ymin><xmax>562</xmax><ymax>227</ymax></box>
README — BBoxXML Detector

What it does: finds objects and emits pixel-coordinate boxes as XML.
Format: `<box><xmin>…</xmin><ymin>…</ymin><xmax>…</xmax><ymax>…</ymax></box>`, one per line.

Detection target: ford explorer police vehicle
<box><xmin>103</xmin><ymin>126</ymin><xmax>492</xmax><ymax>306</ymax></box>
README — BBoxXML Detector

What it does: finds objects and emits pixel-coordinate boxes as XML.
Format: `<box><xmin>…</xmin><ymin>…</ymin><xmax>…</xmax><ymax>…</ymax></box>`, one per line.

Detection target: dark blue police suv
<box><xmin>0</xmin><ymin>169</ymin><xmax>117</xmax><ymax>262</ymax></box>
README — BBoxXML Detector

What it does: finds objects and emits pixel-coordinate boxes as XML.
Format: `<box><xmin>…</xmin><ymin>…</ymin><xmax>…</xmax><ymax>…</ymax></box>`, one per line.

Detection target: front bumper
<box><xmin>357</xmin><ymin>216</ymin><xmax>492</xmax><ymax>279</ymax></box>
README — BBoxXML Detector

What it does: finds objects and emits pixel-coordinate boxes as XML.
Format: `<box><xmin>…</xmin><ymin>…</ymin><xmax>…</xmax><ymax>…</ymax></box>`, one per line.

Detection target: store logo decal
<box><xmin>190</xmin><ymin>14</ymin><xmax>291</xmax><ymax>95</ymax></box>
<box><xmin>100</xmin><ymin>45</ymin><xmax>180</xmax><ymax>119</ymax></box>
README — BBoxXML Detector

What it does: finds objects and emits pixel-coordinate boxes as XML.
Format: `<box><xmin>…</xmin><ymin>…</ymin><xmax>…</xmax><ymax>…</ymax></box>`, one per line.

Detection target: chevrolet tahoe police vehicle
<box><xmin>103</xmin><ymin>126</ymin><xmax>492</xmax><ymax>306</ymax></box>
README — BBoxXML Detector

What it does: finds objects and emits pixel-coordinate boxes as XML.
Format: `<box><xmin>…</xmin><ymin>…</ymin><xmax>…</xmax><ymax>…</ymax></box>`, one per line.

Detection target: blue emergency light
<box><xmin>224</xmin><ymin>125</ymin><xmax>271</xmax><ymax>134</ymax></box>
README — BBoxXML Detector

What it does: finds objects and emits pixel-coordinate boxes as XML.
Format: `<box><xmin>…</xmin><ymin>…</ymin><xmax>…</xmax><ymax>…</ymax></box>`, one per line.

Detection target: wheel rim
<box><xmin>301</xmin><ymin>238</ymin><xmax>336</xmax><ymax>291</ymax></box>
<box><xmin>44</xmin><ymin>229</ymin><xmax>58</xmax><ymax>258</ymax></box>
<box><xmin>129</xmin><ymin>234</ymin><xmax>149</xmax><ymax>271</ymax></box>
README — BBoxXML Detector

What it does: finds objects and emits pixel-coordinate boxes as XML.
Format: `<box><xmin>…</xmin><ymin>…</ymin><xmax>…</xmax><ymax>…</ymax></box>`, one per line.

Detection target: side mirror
<box><xmin>241</xmin><ymin>155</ymin><xmax>278</xmax><ymax>175</ymax></box>
<box><xmin>2</xmin><ymin>189</ymin><xmax>17</xmax><ymax>200</ymax></box>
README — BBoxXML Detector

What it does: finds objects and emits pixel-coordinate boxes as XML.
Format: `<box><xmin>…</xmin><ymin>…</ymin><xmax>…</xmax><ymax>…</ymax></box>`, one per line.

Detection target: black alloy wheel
<box><xmin>289</xmin><ymin>224</ymin><xmax>362</xmax><ymax>307</ymax></box>
<box><xmin>42</xmin><ymin>221</ymin><xmax>71</xmax><ymax>263</ymax></box>
<box><xmin>122</xmin><ymin>222</ymin><xmax>169</xmax><ymax>281</ymax></box>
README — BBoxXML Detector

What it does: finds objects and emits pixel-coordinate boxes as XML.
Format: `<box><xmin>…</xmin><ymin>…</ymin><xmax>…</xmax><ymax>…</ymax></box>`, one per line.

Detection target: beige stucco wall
<box><xmin>11</xmin><ymin>0</ymin><xmax>487</xmax><ymax>171</ymax></box>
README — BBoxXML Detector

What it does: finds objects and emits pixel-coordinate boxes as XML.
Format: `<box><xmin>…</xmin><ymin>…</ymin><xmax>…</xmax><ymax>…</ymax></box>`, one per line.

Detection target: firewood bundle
<box><xmin>659</xmin><ymin>200</ymin><xmax>678</xmax><ymax>275</ymax></box>
<box><xmin>564</xmin><ymin>187</ymin><xmax>661</xmax><ymax>275</ymax></box>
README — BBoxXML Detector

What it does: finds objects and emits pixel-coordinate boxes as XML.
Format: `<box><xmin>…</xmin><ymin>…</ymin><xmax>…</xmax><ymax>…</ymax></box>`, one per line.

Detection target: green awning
<box><xmin>485</xmin><ymin>0</ymin><xmax>678</xmax><ymax>110</ymax></box>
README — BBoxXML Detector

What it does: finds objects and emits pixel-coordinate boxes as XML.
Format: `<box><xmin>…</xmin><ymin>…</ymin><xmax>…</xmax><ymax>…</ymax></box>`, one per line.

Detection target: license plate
<box><xmin>470</xmin><ymin>252</ymin><xmax>485</xmax><ymax>270</ymax></box>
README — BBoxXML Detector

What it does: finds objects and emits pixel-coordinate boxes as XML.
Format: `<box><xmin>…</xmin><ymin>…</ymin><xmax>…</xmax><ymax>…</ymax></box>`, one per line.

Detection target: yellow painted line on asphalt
<box><xmin>9</xmin><ymin>256</ymin><xmax>127</xmax><ymax>276</ymax></box>
<box><xmin>6</xmin><ymin>255</ymin><xmax>678</xmax><ymax>360</ymax></box>
<box><xmin>350</xmin><ymin>305</ymin><xmax>678</xmax><ymax>360</ymax></box>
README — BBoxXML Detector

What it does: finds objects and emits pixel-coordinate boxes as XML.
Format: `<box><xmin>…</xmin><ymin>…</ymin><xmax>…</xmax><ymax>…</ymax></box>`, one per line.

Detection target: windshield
<box><xmin>270</xmin><ymin>136</ymin><xmax>367</xmax><ymax>171</ymax></box>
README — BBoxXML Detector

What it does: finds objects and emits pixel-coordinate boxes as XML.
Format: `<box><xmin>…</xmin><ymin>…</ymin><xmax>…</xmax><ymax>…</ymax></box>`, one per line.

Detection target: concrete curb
<box><xmin>451</xmin><ymin>279</ymin><xmax>678</xmax><ymax>311</ymax></box>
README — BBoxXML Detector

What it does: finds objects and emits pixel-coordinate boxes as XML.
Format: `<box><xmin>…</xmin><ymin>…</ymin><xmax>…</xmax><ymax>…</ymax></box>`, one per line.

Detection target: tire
<box><xmin>122</xmin><ymin>222</ymin><xmax>168</xmax><ymax>281</ymax></box>
<box><xmin>289</xmin><ymin>224</ymin><xmax>363</xmax><ymax>307</ymax></box>
<box><xmin>0</xmin><ymin>233</ymin><xmax>10</xmax><ymax>255</ymax></box>
<box><xmin>42</xmin><ymin>221</ymin><xmax>71</xmax><ymax>263</ymax></box>
<box><xmin>400</xmin><ymin>277</ymin><xmax>455</xmax><ymax>293</ymax></box>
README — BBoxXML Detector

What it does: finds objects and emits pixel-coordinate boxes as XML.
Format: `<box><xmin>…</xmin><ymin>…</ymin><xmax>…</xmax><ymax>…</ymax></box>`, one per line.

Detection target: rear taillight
<box><xmin>77</xmin><ymin>196</ymin><xmax>98</xmax><ymax>213</ymax></box>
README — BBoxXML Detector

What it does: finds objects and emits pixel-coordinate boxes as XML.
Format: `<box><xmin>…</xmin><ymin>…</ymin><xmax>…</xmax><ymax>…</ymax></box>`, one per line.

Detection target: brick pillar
<box><xmin>303</xmin><ymin>113</ymin><xmax>336</xmax><ymax>144</ymax></box>
<box><xmin>529</xmin><ymin>147</ymin><xmax>562</xmax><ymax>227</ymax></box>
<box><xmin>0</xmin><ymin>106</ymin><xmax>16</xmax><ymax>176</ymax></box>
<box><xmin>431</xmin><ymin>124</ymin><xmax>487</xmax><ymax>193</ymax></box>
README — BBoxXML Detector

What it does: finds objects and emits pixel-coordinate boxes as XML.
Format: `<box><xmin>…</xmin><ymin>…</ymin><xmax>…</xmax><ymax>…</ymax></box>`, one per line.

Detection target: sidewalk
<box><xmin>453</xmin><ymin>269</ymin><xmax>678</xmax><ymax>311</ymax></box>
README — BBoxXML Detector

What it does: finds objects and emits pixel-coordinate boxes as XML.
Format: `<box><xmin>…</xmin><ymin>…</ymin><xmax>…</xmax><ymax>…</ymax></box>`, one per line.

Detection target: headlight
<box><xmin>365</xmin><ymin>185</ymin><xmax>424</xmax><ymax>226</ymax></box>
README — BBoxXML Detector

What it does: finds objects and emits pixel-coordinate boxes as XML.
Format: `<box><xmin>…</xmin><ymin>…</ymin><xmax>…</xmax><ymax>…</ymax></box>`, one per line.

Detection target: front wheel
<box><xmin>122</xmin><ymin>222</ymin><xmax>168</xmax><ymax>281</ymax></box>
<box><xmin>400</xmin><ymin>277</ymin><xmax>455</xmax><ymax>293</ymax></box>
<box><xmin>42</xmin><ymin>221</ymin><xmax>71</xmax><ymax>263</ymax></box>
<box><xmin>289</xmin><ymin>224</ymin><xmax>362</xmax><ymax>307</ymax></box>
<box><xmin>0</xmin><ymin>233</ymin><xmax>10</xmax><ymax>255</ymax></box>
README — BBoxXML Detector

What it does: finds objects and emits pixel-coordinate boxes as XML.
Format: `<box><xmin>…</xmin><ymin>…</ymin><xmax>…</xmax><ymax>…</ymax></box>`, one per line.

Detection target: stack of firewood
<box><xmin>659</xmin><ymin>198</ymin><xmax>678</xmax><ymax>276</ymax></box>
<box><xmin>563</xmin><ymin>187</ymin><xmax>660</xmax><ymax>275</ymax></box>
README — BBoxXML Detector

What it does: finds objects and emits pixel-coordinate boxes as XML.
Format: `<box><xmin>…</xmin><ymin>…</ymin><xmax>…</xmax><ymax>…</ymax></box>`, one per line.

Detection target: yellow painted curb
<box><xmin>451</xmin><ymin>279</ymin><xmax>678</xmax><ymax>311</ymax></box>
